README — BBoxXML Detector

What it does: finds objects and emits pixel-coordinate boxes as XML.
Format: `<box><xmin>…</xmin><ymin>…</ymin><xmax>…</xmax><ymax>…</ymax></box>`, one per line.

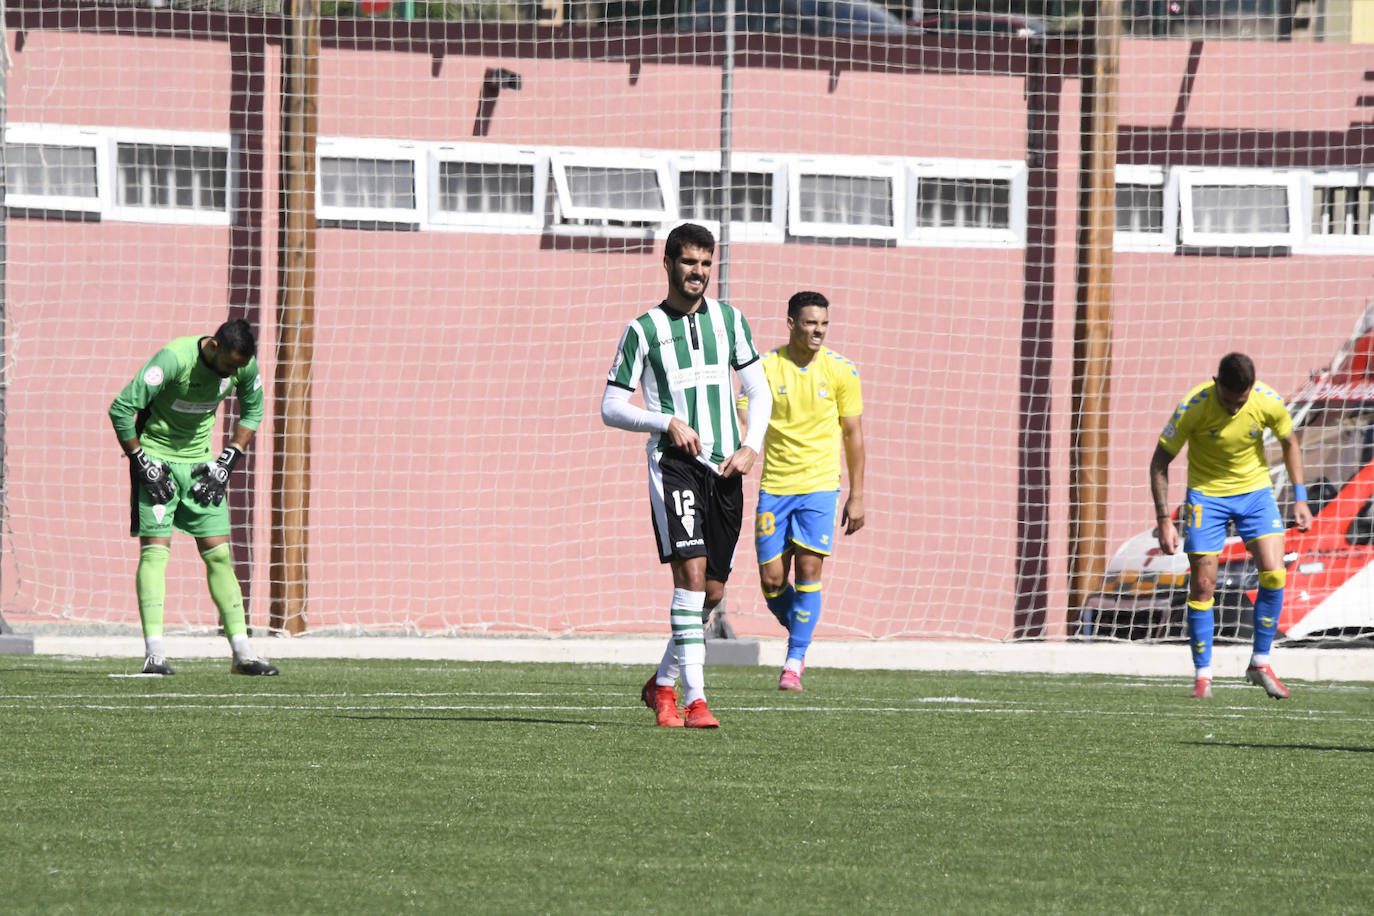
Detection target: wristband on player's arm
<box><xmin>1293</xmin><ymin>484</ymin><xmax>1308</xmax><ymax>503</ymax></box>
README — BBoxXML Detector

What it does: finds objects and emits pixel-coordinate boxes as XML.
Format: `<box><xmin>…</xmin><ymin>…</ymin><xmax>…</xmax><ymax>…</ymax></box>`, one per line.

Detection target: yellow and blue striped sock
<box><xmin>786</xmin><ymin>580</ymin><xmax>822</xmax><ymax>666</ymax></box>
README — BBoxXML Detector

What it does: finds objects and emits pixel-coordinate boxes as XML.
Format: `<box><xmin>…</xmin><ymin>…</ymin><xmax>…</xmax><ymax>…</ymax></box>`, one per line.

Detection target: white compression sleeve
<box><xmin>600</xmin><ymin>384</ymin><xmax>672</xmax><ymax>435</ymax></box>
<box><xmin>736</xmin><ymin>360</ymin><xmax>772</xmax><ymax>454</ymax></box>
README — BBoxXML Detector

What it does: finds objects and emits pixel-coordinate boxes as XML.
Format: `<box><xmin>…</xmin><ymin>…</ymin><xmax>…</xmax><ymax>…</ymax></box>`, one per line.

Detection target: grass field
<box><xmin>3</xmin><ymin>657</ymin><xmax>1373</xmax><ymax>914</ymax></box>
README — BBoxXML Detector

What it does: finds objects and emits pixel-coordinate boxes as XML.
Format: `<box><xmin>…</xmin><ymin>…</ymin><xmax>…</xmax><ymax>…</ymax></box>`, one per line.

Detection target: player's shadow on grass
<box><xmin>1183</xmin><ymin>740</ymin><xmax>1374</xmax><ymax>754</ymax></box>
<box><xmin>333</xmin><ymin>713</ymin><xmax>619</xmax><ymax>727</ymax></box>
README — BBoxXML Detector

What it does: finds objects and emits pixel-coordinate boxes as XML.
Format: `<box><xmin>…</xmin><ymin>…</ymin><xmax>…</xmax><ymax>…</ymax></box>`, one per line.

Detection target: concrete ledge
<box><xmin>0</xmin><ymin>633</ymin><xmax>36</xmax><ymax>655</ymax></box>
<box><xmin>24</xmin><ymin>633</ymin><xmax>1374</xmax><ymax>683</ymax></box>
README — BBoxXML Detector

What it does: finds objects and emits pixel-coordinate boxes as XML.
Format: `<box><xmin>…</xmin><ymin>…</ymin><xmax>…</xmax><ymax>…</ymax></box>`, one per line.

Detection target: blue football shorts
<box><xmin>1182</xmin><ymin>487</ymin><xmax>1284</xmax><ymax>554</ymax></box>
<box><xmin>754</xmin><ymin>489</ymin><xmax>841</xmax><ymax>565</ymax></box>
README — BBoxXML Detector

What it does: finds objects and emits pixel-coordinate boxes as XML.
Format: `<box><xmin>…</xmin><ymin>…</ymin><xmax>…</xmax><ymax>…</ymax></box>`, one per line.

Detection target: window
<box><xmin>1177</xmin><ymin>167</ymin><xmax>1303</xmax><ymax>249</ymax></box>
<box><xmin>430</xmin><ymin>144</ymin><xmax>544</xmax><ymax>232</ymax></box>
<box><xmin>1299</xmin><ymin>171</ymin><xmax>1374</xmax><ymax>254</ymax></box>
<box><xmin>115</xmin><ymin>144</ymin><xmax>227</xmax><ymax>212</ymax></box>
<box><xmin>549</xmin><ymin>150</ymin><xmax>673</xmax><ymax>229</ymax></box>
<box><xmin>790</xmin><ymin>157</ymin><xmax>902</xmax><ymax>241</ymax></box>
<box><xmin>904</xmin><ymin>159</ymin><xmax>1026</xmax><ymax>247</ymax></box>
<box><xmin>6</xmin><ymin>143</ymin><xmax>99</xmax><ymax>200</ymax></box>
<box><xmin>98</xmin><ymin>129</ymin><xmax>232</xmax><ymax>225</ymax></box>
<box><xmin>673</xmin><ymin>152</ymin><xmax>786</xmax><ymax>243</ymax></box>
<box><xmin>1114</xmin><ymin>164</ymin><xmax>1177</xmax><ymax>252</ymax></box>
<box><xmin>3</xmin><ymin>124</ymin><xmax>102</xmax><ymax>216</ymax></box>
<box><xmin>1116</xmin><ymin>184</ymin><xmax>1162</xmax><ymax>232</ymax></box>
<box><xmin>317</xmin><ymin>139</ymin><xmax>424</xmax><ymax>227</ymax></box>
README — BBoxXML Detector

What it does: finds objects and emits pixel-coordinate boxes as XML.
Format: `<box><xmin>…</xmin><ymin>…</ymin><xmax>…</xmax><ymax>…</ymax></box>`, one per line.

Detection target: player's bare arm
<box><xmin>665</xmin><ymin>416</ymin><xmax>702</xmax><ymax>456</ymax></box>
<box><xmin>718</xmin><ymin>444</ymin><xmax>757</xmax><ymax>478</ymax></box>
<box><xmin>840</xmin><ymin>414</ymin><xmax>866</xmax><ymax>535</ymax></box>
<box><xmin>1149</xmin><ymin>443</ymin><xmax>1180</xmax><ymax>555</ymax></box>
<box><xmin>1278</xmin><ymin>432</ymin><xmax>1313</xmax><ymax>531</ymax></box>
<box><xmin>229</xmin><ymin>425</ymin><xmax>256</xmax><ymax>453</ymax></box>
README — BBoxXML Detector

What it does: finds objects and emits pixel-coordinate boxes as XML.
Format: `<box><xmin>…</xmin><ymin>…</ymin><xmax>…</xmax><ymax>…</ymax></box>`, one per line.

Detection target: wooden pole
<box><xmin>271</xmin><ymin>0</ymin><xmax>319</xmax><ymax>635</ymax></box>
<box><xmin>228</xmin><ymin>29</ymin><xmax>266</xmax><ymax>632</ymax></box>
<box><xmin>1014</xmin><ymin>43</ymin><xmax>1063</xmax><ymax>640</ymax></box>
<box><xmin>1068</xmin><ymin>0</ymin><xmax>1120</xmax><ymax>635</ymax></box>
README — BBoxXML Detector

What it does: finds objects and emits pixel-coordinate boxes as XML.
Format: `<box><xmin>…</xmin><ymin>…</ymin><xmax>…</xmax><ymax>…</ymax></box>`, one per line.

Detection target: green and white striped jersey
<box><xmin>607</xmin><ymin>297</ymin><xmax>761</xmax><ymax>468</ymax></box>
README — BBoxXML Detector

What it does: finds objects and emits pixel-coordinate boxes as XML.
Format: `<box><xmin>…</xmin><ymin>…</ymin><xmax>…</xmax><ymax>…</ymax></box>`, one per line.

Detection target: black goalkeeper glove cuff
<box><xmin>189</xmin><ymin>445</ymin><xmax>244</xmax><ymax>508</ymax></box>
<box><xmin>130</xmin><ymin>448</ymin><xmax>175</xmax><ymax>505</ymax></box>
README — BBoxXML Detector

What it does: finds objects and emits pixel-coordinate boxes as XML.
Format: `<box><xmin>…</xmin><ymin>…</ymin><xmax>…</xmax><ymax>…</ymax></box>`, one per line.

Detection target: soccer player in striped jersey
<box><xmin>601</xmin><ymin>223</ymin><xmax>773</xmax><ymax>728</ymax></box>
<box><xmin>109</xmin><ymin>318</ymin><xmax>278</xmax><ymax>677</ymax></box>
<box><xmin>746</xmin><ymin>291</ymin><xmax>865</xmax><ymax>692</ymax></box>
<box><xmin>1150</xmin><ymin>353</ymin><xmax>1311</xmax><ymax>700</ymax></box>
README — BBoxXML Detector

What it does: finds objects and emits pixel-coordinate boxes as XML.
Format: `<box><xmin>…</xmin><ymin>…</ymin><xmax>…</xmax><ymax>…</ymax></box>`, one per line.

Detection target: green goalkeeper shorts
<box><xmin>128</xmin><ymin>458</ymin><xmax>231</xmax><ymax>539</ymax></box>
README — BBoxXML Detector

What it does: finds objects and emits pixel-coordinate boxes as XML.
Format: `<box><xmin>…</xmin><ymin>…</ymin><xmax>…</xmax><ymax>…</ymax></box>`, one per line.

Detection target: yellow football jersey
<box><xmin>1158</xmin><ymin>379</ymin><xmax>1293</xmax><ymax>496</ymax></box>
<box><xmin>751</xmin><ymin>346</ymin><xmax>863</xmax><ymax>495</ymax></box>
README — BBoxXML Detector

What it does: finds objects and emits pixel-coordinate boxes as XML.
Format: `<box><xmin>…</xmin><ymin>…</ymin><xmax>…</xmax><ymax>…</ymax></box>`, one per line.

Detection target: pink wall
<box><xmin>3</xmin><ymin>28</ymin><xmax>1370</xmax><ymax>642</ymax></box>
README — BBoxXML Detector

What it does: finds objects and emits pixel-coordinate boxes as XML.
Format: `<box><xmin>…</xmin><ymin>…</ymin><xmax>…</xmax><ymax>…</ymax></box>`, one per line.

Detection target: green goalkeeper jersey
<box><xmin>109</xmin><ymin>335</ymin><xmax>264</xmax><ymax>463</ymax></box>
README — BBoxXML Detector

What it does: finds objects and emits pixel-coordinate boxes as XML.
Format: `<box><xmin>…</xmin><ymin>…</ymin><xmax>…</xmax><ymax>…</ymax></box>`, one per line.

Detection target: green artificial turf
<box><xmin>3</xmin><ymin>658</ymin><xmax>1372</xmax><ymax>914</ymax></box>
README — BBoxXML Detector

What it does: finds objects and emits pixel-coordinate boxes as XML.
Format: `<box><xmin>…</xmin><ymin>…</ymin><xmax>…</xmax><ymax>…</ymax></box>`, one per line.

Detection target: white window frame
<box><xmin>316</xmin><ymin>137</ymin><xmax>425</xmax><ymax>226</ymax></box>
<box><xmin>902</xmin><ymin>158</ymin><xmax>1027</xmax><ymax>248</ymax></box>
<box><xmin>1177</xmin><ymin>166</ymin><xmax>1304</xmax><ymax>249</ymax></box>
<box><xmin>104</xmin><ymin>126</ymin><xmax>234</xmax><ymax>226</ymax></box>
<box><xmin>428</xmin><ymin>142</ymin><xmax>545</xmax><ymax>233</ymax></box>
<box><xmin>1113</xmin><ymin>164</ymin><xmax>1178</xmax><ymax>253</ymax></box>
<box><xmin>670</xmin><ymin>151</ymin><xmax>787</xmax><ymax>244</ymax></box>
<box><xmin>789</xmin><ymin>155</ymin><xmax>903</xmax><ymax>242</ymax></box>
<box><xmin>1295</xmin><ymin>169</ymin><xmax>1374</xmax><ymax>256</ymax></box>
<box><xmin>3</xmin><ymin>122</ymin><xmax>105</xmax><ymax>216</ymax></box>
<box><xmin>548</xmin><ymin>149</ymin><xmax>674</xmax><ymax>225</ymax></box>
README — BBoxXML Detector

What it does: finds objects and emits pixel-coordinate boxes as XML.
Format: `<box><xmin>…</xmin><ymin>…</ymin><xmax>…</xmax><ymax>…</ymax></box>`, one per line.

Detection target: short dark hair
<box><xmin>787</xmin><ymin>290</ymin><xmax>829</xmax><ymax>320</ymax></box>
<box><xmin>214</xmin><ymin>318</ymin><xmax>257</xmax><ymax>359</ymax></box>
<box><xmin>1216</xmin><ymin>352</ymin><xmax>1255</xmax><ymax>391</ymax></box>
<box><xmin>664</xmin><ymin>223</ymin><xmax>716</xmax><ymax>260</ymax></box>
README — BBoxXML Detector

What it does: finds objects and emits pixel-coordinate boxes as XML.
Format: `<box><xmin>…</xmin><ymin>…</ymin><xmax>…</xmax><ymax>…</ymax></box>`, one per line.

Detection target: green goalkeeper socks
<box><xmin>201</xmin><ymin>542</ymin><xmax>248</xmax><ymax>640</ymax></box>
<box><xmin>136</xmin><ymin>544</ymin><xmax>171</xmax><ymax>641</ymax></box>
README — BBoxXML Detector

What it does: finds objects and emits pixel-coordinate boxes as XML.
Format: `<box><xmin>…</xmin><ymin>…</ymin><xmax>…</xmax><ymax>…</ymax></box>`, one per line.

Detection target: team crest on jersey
<box><xmin>219</xmin><ymin>377</ymin><xmax>231</xmax><ymax>395</ymax></box>
<box><xmin>818</xmin><ymin>385</ymin><xmax>830</xmax><ymax>399</ymax></box>
<box><xmin>143</xmin><ymin>366</ymin><xmax>164</xmax><ymax>387</ymax></box>
<box><xmin>1248</xmin><ymin>423</ymin><xmax>1260</xmax><ymax>438</ymax></box>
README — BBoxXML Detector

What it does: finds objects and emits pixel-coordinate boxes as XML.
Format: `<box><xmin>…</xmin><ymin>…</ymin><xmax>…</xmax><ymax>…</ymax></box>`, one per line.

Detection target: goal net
<box><xmin>3</xmin><ymin>1</ymin><xmax>1372</xmax><ymax>644</ymax></box>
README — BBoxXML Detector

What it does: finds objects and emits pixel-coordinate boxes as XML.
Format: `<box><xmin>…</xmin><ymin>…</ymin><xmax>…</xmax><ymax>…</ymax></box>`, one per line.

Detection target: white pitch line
<box><xmin>2</xmin><ymin>700</ymin><xmax>1374</xmax><ymax>725</ymax></box>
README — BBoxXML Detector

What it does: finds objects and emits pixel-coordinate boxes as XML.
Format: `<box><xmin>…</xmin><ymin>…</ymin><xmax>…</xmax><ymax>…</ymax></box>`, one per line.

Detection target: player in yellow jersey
<box><xmin>748</xmin><ymin>291</ymin><xmax>865</xmax><ymax>692</ymax></box>
<box><xmin>1150</xmin><ymin>352</ymin><xmax>1311</xmax><ymax>700</ymax></box>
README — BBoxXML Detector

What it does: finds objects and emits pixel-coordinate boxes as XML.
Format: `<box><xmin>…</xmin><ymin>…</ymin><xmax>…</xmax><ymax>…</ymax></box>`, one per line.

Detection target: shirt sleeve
<box><xmin>1157</xmin><ymin>387</ymin><xmax>1200</xmax><ymax>456</ymax></box>
<box><xmin>834</xmin><ymin>355</ymin><xmax>863</xmax><ymax>418</ymax></box>
<box><xmin>108</xmin><ymin>347</ymin><xmax>178</xmax><ymax>440</ymax></box>
<box><xmin>234</xmin><ymin>358</ymin><xmax>265</xmax><ymax>430</ymax></box>
<box><xmin>1262</xmin><ymin>387</ymin><xmax>1293</xmax><ymax>439</ymax></box>
<box><xmin>731</xmin><ymin>310</ymin><xmax>760</xmax><ymax>370</ymax></box>
<box><xmin>606</xmin><ymin>323</ymin><xmax>644</xmax><ymax>391</ymax></box>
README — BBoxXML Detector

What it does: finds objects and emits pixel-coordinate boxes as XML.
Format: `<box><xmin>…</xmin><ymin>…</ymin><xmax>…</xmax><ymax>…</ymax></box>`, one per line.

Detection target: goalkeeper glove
<box><xmin>130</xmin><ymin>449</ymin><xmax>175</xmax><ymax>505</ymax></box>
<box><xmin>190</xmin><ymin>445</ymin><xmax>244</xmax><ymax>508</ymax></box>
